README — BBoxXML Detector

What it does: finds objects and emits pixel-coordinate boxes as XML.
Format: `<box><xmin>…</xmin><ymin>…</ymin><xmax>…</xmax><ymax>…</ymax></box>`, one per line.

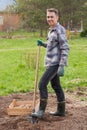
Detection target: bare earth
<box><xmin>0</xmin><ymin>90</ymin><xmax>87</xmax><ymax>130</ymax></box>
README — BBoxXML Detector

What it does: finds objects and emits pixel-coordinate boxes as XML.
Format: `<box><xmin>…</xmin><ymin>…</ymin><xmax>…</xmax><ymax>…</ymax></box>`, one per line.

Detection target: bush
<box><xmin>80</xmin><ymin>29</ymin><xmax>87</xmax><ymax>37</ymax></box>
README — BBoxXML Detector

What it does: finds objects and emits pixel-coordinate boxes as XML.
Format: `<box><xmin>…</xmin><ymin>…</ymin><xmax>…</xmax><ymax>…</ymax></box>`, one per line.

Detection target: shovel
<box><xmin>28</xmin><ymin>46</ymin><xmax>40</xmax><ymax>123</ymax></box>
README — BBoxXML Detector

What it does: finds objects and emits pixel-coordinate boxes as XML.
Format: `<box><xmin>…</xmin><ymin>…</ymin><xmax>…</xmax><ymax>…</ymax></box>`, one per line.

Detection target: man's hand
<box><xmin>37</xmin><ymin>40</ymin><xmax>43</xmax><ymax>46</ymax></box>
<box><xmin>57</xmin><ymin>65</ymin><xmax>64</xmax><ymax>76</ymax></box>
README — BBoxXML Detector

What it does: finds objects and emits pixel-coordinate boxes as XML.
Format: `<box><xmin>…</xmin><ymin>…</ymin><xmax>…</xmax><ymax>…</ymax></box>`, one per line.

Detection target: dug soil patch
<box><xmin>0</xmin><ymin>91</ymin><xmax>87</xmax><ymax>130</ymax></box>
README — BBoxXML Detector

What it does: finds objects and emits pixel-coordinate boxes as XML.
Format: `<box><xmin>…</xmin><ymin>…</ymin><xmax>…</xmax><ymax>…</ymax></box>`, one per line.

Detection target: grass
<box><xmin>0</xmin><ymin>35</ymin><xmax>87</xmax><ymax>95</ymax></box>
<box><xmin>63</xmin><ymin>38</ymin><xmax>87</xmax><ymax>90</ymax></box>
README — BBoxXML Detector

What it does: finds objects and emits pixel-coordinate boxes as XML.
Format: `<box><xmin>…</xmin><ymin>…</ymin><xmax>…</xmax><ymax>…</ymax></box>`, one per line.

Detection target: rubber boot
<box><xmin>50</xmin><ymin>101</ymin><xmax>65</xmax><ymax>116</ymax></box>
<box><xmin>31</xmin><ymin>99</ymin><xmax>47</xmax><ymax>118</ymax></box>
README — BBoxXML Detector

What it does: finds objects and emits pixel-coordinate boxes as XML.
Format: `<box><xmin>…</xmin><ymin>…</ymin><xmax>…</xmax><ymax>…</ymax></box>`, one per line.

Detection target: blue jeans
<box><xmin>38</xmin><ymin>65</ymin><xmax>65</xmax><ymax>102</ymax></box>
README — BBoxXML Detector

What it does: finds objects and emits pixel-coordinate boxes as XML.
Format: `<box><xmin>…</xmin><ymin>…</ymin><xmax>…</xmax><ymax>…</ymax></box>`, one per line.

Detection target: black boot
<box><xmin>50</xmin><ymin>101</ymin><xmax>65</xmax><ymax>116</ymax></box>
<box><xmin>31</xmin><ymin>99</ymin><xmax>47</xmax><ymax>118</ymax></box>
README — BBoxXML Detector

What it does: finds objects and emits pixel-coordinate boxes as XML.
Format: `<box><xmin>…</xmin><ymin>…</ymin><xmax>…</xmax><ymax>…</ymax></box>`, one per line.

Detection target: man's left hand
<box><xmin>57</xmin><ymin>65</ymin><xmax>64</xmax><ymax>76</ymax></box>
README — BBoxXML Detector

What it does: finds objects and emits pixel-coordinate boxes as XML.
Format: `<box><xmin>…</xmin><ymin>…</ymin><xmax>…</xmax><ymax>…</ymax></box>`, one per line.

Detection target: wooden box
<box><xmin>7</xmin><ymin>99</ymin><xmax>38</xmax><ymax>116</ymax></box>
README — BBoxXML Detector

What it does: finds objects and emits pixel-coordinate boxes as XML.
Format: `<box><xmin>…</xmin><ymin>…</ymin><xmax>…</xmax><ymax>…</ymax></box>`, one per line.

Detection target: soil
<box><xmin>0</xmin><ymin>90</ymin><xmax>87</xmax><ymax>130</ymax></box>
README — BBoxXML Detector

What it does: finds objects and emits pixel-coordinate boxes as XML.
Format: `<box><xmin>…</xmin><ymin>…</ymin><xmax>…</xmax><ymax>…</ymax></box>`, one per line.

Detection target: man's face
<box><xmin>47</xmin><ymin>11</ymin><xmax>59</xmax><ymax>28</ymax></box>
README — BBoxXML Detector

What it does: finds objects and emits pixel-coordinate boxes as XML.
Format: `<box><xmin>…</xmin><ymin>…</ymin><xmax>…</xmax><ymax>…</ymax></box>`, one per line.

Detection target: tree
<box><xmin>15</xmin><ymin>0</ymin><xmax>87</xmax><ymax>35</ymax></box>
<box><xmin>57</xmin><ymin>0</ymin><xmax>87</xmax><ymax>30</ymax></box>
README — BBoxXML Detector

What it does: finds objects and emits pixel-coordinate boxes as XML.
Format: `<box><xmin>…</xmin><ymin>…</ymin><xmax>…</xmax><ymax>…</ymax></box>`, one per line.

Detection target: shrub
<box><xmin>80</xmin><ymin>29</ymin><xmax>87</xmax><ymax>37</ymax></box>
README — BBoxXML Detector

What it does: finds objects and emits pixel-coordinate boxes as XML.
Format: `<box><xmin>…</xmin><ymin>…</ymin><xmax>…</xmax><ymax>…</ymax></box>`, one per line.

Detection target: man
<box><xmin>32</xmin><ymin>8</ymin><xmax>69</xmax><ymax>118</ymax></box>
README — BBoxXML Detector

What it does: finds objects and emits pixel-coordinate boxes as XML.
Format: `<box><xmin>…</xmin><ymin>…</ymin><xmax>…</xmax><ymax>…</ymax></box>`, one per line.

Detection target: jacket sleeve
<box><xmin>42</xmin><ymin>42</ymin><xmax>47</xmax><ymax>48</ymax></box>
<box><xmin>58</xmin><ymin>28</ymin><xmax>69</xmax><ymax>66</ymax></box>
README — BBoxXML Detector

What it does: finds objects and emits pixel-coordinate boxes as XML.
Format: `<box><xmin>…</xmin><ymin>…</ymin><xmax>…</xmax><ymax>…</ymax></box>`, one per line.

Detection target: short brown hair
<box><xmin>47</xmin><ymin>8</ymin><xmax>59</xmax><ymax>16</ymax></box>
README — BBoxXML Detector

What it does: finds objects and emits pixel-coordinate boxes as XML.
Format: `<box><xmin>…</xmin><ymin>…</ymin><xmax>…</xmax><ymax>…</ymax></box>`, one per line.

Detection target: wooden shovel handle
<box><xmin>33</xmin><ymin>46</ymin><xmax>40</xmax><ymax>111</ymax></box>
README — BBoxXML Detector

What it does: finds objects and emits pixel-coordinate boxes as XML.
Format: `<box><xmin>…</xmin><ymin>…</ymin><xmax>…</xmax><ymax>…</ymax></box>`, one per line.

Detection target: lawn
<box><xmin>0</xmin><ymin>35</ymin><xmax>87</xmax><ymax>95</ymax></box>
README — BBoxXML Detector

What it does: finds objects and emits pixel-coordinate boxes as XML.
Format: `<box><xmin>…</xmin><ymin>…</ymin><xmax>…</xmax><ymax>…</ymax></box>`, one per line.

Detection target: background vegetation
<box><xmin>0</xmin><ymin>32</ymin><xmax>87</xmax><ymax>96</ymax></box>
<box><xmin>4</xmin><ymin>0</ymin><xmax>87</xmax><ymax>36</ymax></box>
<box><xmin>0</xmin><ymin>1</ymin><xmax>87</xmax><ymax>96</ymax></box>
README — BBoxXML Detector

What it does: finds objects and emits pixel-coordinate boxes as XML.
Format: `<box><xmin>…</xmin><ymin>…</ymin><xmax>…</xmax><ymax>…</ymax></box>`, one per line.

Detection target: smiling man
<box><xmin>31</xmin><ymin>8</ymin><xmax>69</xmax><ymax>118</ymax></box>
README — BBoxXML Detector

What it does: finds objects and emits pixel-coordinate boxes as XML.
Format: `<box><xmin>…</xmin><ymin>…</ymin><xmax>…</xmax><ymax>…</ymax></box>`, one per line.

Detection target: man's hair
<box><xmin>47</xmin><ymin>8</ymin><xmax>60</xmax><ymax>16</ymax></box>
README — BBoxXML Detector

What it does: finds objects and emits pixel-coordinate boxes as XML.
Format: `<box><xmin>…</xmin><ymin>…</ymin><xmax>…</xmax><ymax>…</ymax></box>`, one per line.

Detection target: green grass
<box><xmin>0</xmin><ymin>36</ymin><xmax>87</xmax><ymax>95</ymax></box>
<box><xmin>62</xmin><ymin>38</ymin><xmax>87</xmax><ymax>90</ymax></box>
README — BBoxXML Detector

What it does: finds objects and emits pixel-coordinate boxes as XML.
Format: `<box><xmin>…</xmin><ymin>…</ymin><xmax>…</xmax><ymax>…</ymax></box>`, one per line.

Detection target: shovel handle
<box><xmin>33</xmin><ymin>46</ymin><xmax>40</xmax><ymax>111</ymax></box>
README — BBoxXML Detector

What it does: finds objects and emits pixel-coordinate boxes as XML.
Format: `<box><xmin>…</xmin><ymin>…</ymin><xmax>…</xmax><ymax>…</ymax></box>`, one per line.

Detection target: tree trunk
<box><xmin>40</xmin><ymin>28</ymin><xmax>43</xmax><ymax>37</ymax></box>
